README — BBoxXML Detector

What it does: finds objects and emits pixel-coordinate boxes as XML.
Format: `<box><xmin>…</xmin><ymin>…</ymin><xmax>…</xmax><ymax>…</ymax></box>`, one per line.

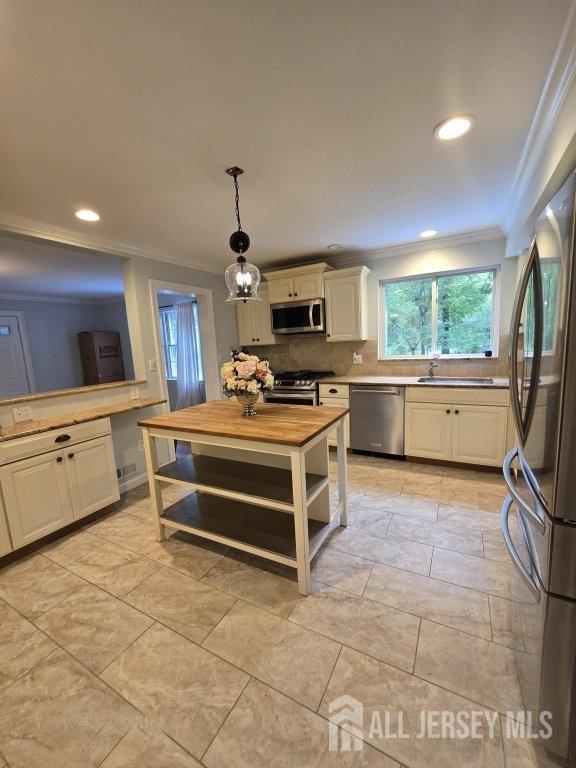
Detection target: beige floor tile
<box><xmin>414</xmin><ymin>620</ymin><xmax>524</xmax><ymax>715</ymax></box>
<box><xmin>438</xmin><ymin>490</ymin><xmax>480</xmax><ymax>508</ymax></box>
<box><xmin>203</xmin><ymin>600</ymin><xmax>340</xmax><ymax>709</ymax></box>
<box><xmin>311</xmin><ymin>547</ymin><xmax>374</xmax><ymax>595</ymax></box>
<box><xmin>138</xmin><ymin>530</ymin><xmax>225</xmax><ymax>578</ymax></box>
<box><xmin>401</xmin><ymin>481</ymin><xmax>443</xmax><ymax>502</ymax></box>
<box><xmin>362</xmin><ymin>492</ymin><xmax>439</xmax><ymax>521</ymax></box>
<box><xmin>0</xmin><ymin>555</ymin><xmax>85</xmax><ymax>620</ymax></box>
<box><xmin>0</xmin><ymin>649</ymin><xmax>139</xmax><ymax>768</ymax></box>
<box><xmin>0</xmin><ymin>598</ymin><xmax>56</xmax><ymax>691</ymax></box>
<box><xmin>68</xmin><ymin>542</ymin><xmax>161</xmax><ymax>597</ymax></box>
<box><xmin>387</xmin><ymin>515</ymin><xmax>484</xmax><ymax>556</ymax></box>
<box><xmin>203</xmin><ymin>677</ymin><xmax>399</xmax><ymax>768</ymax></box>
<box><xmin>479</xmin><ymin>493</ymin><xmax>506</xmax><ymax>513</ymax></box>
<box><xmin>289</xmin><ymin>582</ymin><xmax>420</xmax><ymax>672</ymax></box>
<box><xmin>408</xmin><ymin>462</ymin><xmax>445</xmax><ymax>477</ymax></box>
<box><xmin>483</xmin><ymin>533</ymin><xmax>510</xmax><ymax>563</ymax></box>
<box><xmin>39</xmin><ymin>531</ymin><xmax>107</xmax><ymax>567</ymax></box>
<box><xmin>87</xmin><ymin>512</ymin><xmax>165</xmax><ymax>552</ymax></box>
<box><xmin>320</xmin><ymin>647</ymin><xmax>504</xmax><ymax>768</ymax></box>
<box><xmin>437</xmin><ymin>505</ymin><xmax>501</xmax><ymax>534</ymax></box>
<box><xmin>499</xmin><ymin>715</ymin><xmax>555</xmax><ymax>768</ymax></box>
<box><xmin>346</xmin><ymin>507</ymin><xmax>392</xmax><ymax>536</ymax></box>
<box><xmin>364</xmin><ymin>476</ymin><xmax>406</xmax><ymax>494</ymax></box>
<box><xmin>489</xmin><ymin>596</ymin><xmax>525</xmax><ymax>650</ymax></box>
<box><xmin>34</xmin><ymin>584</ymin><xmax>154</xmax><ymax>673</ymax></box>
<box><xmin>431</xmin><ymin>548</ymin><xmax>513</xmax><ymax>598</ymax></box>
<box><xmin>100</xmin><ymin>726</ymin><xmax>201</xmax><ymax>768</ymax></box>
<box><xmin>202</xmin><ymin>556</ymin><xmax>301</xmax><ymax>617</ymax></box>
<box><xmin>364</xmin><ymin>563</ymin><xmax>492</xmax><ymax>639</ymax></box>
<box><xmin>124</xmin><ymin>566</ymin><xmax>235</xmax><ymax>643</ymax></box>
<box><xmin>100</xmin><ymin>623</ymin><xmax>248</xmax><ymax>759</ymax></box>
<box><xmin>330</xmin><ymin>526</ymin><xmax>432</xmax><ymax>576</ymax></box>
<box><xmin>121</xmin><ymin>499</ymin><xmax>152</xmax><ymax>521</ymax></box>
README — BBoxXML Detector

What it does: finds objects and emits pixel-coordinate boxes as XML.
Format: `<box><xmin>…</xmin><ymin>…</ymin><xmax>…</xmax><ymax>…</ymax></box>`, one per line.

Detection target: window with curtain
<box><xmin>380</xmin><ymin>268</ymin><xmax>498</xmax><ymax>358</ymax></box>
<box><xmin>159</xmin><ymin>304</ymin><xmax>204</xmax><ymax>381</ymax></box>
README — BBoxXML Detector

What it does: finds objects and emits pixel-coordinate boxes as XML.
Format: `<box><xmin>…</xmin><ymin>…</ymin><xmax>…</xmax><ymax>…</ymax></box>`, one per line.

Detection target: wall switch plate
<box><xmin>13</xmin><ymin>405</ymin><xmax>33</xmax><ymax>423</ymax></box>
<box><xmin>149</xmin><ymin>359</ymin><xmax>158</xmax><ymax>372</ymax></box>
<box><xmin>130</xmin><ymin>386</ymin><xmax>140</xmax><ymax>400</ymax></box>
<box><xmin>138</xmin><ymin>438</ymin><xmax>144</xmax><ymax>452</ymax></box>
<box><xmin>352</xmin><ymin>352</ymin><xmax>363</xmax><ymax>364</ymax></box>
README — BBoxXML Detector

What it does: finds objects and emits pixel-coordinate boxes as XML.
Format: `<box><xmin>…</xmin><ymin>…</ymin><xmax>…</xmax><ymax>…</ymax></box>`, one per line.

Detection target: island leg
<box><xmin>141</xmin><ymin>427</ymin><xmax>165</xmax><ymax>542</ymax></box>
<box><xmin>336</xmin><ymin>419</ymin><xmax>348</xmax><ymax>526</ymax></box>
<box><xmin>291</xmin><ymin>448</ymin><xmax>311</xmax><ymax>596</ymax></box>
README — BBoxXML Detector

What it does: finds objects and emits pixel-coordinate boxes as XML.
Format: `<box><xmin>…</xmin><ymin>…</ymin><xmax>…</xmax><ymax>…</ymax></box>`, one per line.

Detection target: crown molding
<box><xmin>0</xmin><ymin>211</ymin><xmax>222</xmax><ymax>275</ymax></box>
<box><xmin>0</xmin><ymin>291</ymin><xmax>122</xmax><ymax>305</ymax></box>
<box><xmin>502</xmin><ymin>0</ymin><xmax>576</xmax><ymax>234</ymax></box>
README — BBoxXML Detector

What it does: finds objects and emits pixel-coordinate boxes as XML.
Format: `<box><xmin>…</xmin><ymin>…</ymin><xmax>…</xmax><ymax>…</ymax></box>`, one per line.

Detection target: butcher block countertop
<box><xmin>319</xmin><ymin>375</ymin><xmax>509</xmax><ymax>389</ymax></box>
<box><xmin>0</xmin><ymin>397</ymin><xmax>166</xmax><ymax>442</ymax></box>
<box><xmin>138</xmin><ymin>400</ymin><xmax>349</xmax><ymax>447</ymax></box>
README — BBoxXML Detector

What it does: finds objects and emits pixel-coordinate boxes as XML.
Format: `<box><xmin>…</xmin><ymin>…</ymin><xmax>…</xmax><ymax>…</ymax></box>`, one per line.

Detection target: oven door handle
<box><xmin>265</xmin><ymin>392</ymin><xmax>315</xmax><ymax>401</ymax></box>
<box><xmin>500</xmin><ymin>496</ymin><xmax>541</xmax><ymax>600</ymax></box>
<box><xmin>502</xmin><ymin>447</ymin><xmax>546</xmax><ymax>533</ymax></box>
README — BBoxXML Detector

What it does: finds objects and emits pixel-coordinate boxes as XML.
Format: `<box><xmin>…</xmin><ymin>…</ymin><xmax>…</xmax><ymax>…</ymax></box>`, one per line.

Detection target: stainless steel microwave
<box><xmin>270</xmin><ymin>298</ymin><xmax>325</xmax><ymax>334</ymax></box>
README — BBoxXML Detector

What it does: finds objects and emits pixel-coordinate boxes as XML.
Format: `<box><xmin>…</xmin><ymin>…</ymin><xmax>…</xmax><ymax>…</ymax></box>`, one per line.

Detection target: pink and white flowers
<box><xmin>221</xmin><ymin>352</ymin><xmax>274</xmax><ymax>397</ymax></box>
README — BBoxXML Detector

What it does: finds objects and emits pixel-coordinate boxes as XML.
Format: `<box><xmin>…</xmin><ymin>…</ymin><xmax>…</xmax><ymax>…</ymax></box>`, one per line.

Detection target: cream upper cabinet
<box><xmin>324</xmin><ymin>266</ymin><xmax>370</xmax><ymax>342</ymax></box>
<box><xmin>65</xmin><ymin>435</ymin><xmax>120</xmax><ymax>519</ymax></box>
<box><xmin>236</xmin><ymin>285</ymin><xmax>276</xmax><ymax>346</ymax></box>
<box><xmin>293</xmin><ymin>273</ymin><xmax>324</xmax><ymax>301</ymax></box>
<box><xmin>263</xmin><ymin>263</ymin><xmax>329</xmax><ymax>305</ymax></box>
<box><xmin>0</xmin><ymin>449</ymin><xmax>74</xmax><ymax>548</ymax></box>
<box><xmin>267</xmin><ymin>277</ymin><xmax>294</xmax><ymax>303</ymax></box>
<box><xmin>405</xmin><ymin>402</ymin><xmax>452</xmax><ymax>461</ymax></box>
<box><xmin>451</xmin><ymin>404</ymin><xmax>508</xmax><ymax>467</ymax></box>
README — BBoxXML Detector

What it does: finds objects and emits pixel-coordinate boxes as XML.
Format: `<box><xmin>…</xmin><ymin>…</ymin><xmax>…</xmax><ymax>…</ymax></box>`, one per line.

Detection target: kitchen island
<box><xmin>138</xmin><ymin>400</ymin><xmax>349</xmax><ymax>595</ymax></box>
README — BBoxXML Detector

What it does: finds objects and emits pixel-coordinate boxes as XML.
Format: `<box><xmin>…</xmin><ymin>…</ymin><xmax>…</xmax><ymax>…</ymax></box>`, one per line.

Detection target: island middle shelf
<box><xmin>155</xmin><ymin>453</ymin><xmax>328</xmax><ymax>512</ymax></box>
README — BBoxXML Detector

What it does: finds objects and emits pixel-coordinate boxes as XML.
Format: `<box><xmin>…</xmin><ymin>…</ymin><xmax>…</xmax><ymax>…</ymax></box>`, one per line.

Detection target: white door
<box><xmin>318</xmin><ymin>396</ymin><xmax>350</xmax><ymax>448</ymax></box>
<box><xmin>405</xmin><ymin>402</ymin><xmax>452</xmax><ymax>460</ymax></box>
<box><xmin>267</xmin><ymin>277</ymin><xmax>294</xmax><ymax>303</ymax></box>
<box><xmin>451</xmin><ymin>405</ymin><xmax>508</xmax><ymax>466</ymax></box>
<box><xmin>236</xmin><ymin>301</ymin><xmax>255</xmax><ymax>345</ymax></box>
<box><xmin>65</xmin><ymin>436</ymin><xmax>120</xmax><ymax>519</ymax></box>
<box><xmin>325</xmin><ymin>274</ymin><xmax>361</xmax><ymax>341</ymax></box>
<box><xmin>0</xmin><ymin>315</ymin><xmax>32</xmax><ymax>398</ymax></box>
<box><xmin>251</xmin><ymin>286</ymin><xmax>276</xmax><ymax>345</ymax></box>
<box><xmin>293</xmin><ymin>273</ymin><xmax>323</xmax><ymax>300</ymax></box>
<box><xmin>0</xmin><ymin>449</ymin><xmax>73</xmax><ymax>548</ymax></box>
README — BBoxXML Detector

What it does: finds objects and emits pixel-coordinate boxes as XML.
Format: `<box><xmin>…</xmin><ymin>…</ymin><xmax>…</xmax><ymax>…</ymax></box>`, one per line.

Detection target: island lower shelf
<box><xmin>161</xmin><ymin>492</ymin><xmax>337</xmax><ymax>566</ymax></box>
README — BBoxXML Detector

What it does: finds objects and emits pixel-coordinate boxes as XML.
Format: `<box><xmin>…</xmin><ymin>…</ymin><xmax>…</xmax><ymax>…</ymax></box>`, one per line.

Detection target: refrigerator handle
<box><xmin>523</xmin><ymin>242</ymin><xmax>544</xmax><ymax>440</ymax></box>
<box><xmin>500</xmin><ymin>496</ymin><xmax>541</xmax><ymax>599</ymax></box>
<box><xmin>502</xmin><ymin>447</ymin><xmax>546</xmax><ymax>532</ymax></box>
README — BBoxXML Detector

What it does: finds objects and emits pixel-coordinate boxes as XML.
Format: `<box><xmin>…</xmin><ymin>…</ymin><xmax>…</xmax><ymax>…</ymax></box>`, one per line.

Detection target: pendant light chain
<box><xmin>233</xmin><ymin>172</ymin><xmax>243</xmax><ymax>233</ymax></box>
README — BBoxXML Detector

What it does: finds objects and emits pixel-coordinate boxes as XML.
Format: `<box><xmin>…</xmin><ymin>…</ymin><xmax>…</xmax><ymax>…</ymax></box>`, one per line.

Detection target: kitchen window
<box><xmin>380</xmin><ymin>267</ymin><xmax>499</xmax><ymax>358</ymax></box>
<box><xmin>159</xmin><ymin>303</ymin><xmax>204</xmax><ymax>381</ymax></box>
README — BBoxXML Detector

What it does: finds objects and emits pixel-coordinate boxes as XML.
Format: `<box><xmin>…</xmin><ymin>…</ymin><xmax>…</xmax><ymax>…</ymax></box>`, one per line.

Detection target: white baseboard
<box><xmin>119</xmin><ymin>471</ymin><xmax>148</xmax><ymax>494</ymax></box>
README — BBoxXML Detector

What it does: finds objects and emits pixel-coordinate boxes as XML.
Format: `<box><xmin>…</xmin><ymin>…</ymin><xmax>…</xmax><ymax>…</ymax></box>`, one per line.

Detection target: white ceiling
<box><xmin>0</xmin><ymin>235</ymin><xmax>124</xmax><ymax>300</ymax></box>
<box><xmin>0</xmin><ymin>0</ymin><xmax>572</xmax><ymax>271</ymax></box>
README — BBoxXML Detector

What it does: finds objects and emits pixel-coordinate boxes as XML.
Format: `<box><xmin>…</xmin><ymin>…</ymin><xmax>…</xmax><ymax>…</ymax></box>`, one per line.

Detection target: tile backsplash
<box><xmin>254</xmin><ymin>334</ymin><xmax>509</xmax><ymax>378</ymax></box>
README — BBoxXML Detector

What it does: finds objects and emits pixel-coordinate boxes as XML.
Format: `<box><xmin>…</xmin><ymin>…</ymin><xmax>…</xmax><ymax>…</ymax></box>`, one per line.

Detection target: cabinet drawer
<box><xmin>405</xmin><ymin>387</ymin><xmax>509</xmax><ymax>406</ymax></box>
<box><xmin>319</xmin><ymin>384</ymin><xmax>349</xmax><ymax>398</ymax></box>
<box><xmin>0</xmin><ymin>418</ymin><xmax>112</xmax><ymax>466</ymax></box>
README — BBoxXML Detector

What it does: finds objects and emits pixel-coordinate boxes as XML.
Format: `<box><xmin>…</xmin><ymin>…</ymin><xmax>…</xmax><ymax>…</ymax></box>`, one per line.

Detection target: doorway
<box><xmin>0</xmin><ymin>311</ymin><xmax>36</xmax><ymax>398</ymax></box>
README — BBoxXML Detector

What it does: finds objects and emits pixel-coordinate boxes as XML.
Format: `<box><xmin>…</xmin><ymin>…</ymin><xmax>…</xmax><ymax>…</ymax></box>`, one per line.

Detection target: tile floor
<box><xmin>0</xmin><ymin>454</ymin><xmax>541</xmax><ymax>767</ymax></box>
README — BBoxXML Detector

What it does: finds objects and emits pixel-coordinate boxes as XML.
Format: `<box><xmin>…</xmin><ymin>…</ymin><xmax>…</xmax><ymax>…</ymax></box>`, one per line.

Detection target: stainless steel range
<box><xmin>264</xmin><ymin>370</ymin><xmax>335</xmax><ymax>406</ymax></box>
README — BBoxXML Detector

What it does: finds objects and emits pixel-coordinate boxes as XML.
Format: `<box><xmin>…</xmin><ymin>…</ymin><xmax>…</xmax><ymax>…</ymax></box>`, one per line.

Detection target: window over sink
<box><xmin>380</xmin><ymin>267</ymin><xmax>499</xmax><ymax>358</ymax></box>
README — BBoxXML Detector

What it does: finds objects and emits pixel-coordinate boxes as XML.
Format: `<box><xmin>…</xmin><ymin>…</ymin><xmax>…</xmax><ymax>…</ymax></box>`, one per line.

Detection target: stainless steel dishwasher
<box><xmin>350</xmin><ymin>386</ymin><xmax>405</xmax><ymax>455</ymax></box>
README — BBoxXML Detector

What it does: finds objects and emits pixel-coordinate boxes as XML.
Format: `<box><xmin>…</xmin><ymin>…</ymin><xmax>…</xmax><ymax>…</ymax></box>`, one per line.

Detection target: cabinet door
<box><xmin>405</xmin><ymin>402</ymin><xmax>452</xmax><ymax>461</ymax></box>
<box><xmin>250</xmin><ymin>287</ymin><xmax>276</xmax><ymax>345</ymax></box>
<box><xmin>293</xmin><ymin>273</ymin><xmax>323</xmax><ymax>300</ymax></box>
<box><xmin>267</xmin><ymin>277</ymin><xmax>294</xmax><ymax>303</ymax></box>
<box><xmin>0</xmin><ymin>450</ymin><xmax>73</xmax><ymax>548</ymax></box>
<box><xmin>318</xmin><ymin>396</ymin><xmax>350</xmax><ymax>448</ymax></box>
<box><xmin>325</xmin><ymin>275</ymin><xmax>361</xmax><ymax>341</ymax></box>
<box><xmin>65</xmin><ymin>436</ymin><xmax>120</xmax><ymax>520</ymax></box>
<box><xmin>236</xmin><ymin>301</ymin><xmax>255</xmax><ymax>345</ymax></box>
<box><xmin>451</xmin><ymin>405</ymin><xmax>508</xmax><ymax>466</ymax></box>
<box><xmin>0</xmin><ymin>505</ymin><xmax>12</xmax><ymax>555</ymax></box>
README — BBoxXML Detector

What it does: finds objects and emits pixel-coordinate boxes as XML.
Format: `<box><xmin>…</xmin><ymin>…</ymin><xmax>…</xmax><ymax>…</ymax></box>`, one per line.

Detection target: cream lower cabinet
<box><xmin>65</xmin><ymin>435</ymin><xmax>119</xmax><ymax>518</ymax></box>
<box><xmin>451</xmin><ymin>405</ymin><xmax>508</xmax><ymax>466</ymax></box>
<box><xmin>319</xmin><ymin>384</ymin><xmax>350</xmax><ymax>449</ymax></box>
<box><xmin>405</xmin><ymin>402</ymin><xmax>453</xmax><ymax>461</ymax></box>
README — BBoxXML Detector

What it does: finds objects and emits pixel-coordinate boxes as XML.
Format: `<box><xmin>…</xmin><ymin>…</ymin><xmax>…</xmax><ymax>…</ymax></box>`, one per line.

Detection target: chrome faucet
<box><xmin>428</xmin><ymin>358</ymin><xmax>439</xmax><ymax>377</ymax></box>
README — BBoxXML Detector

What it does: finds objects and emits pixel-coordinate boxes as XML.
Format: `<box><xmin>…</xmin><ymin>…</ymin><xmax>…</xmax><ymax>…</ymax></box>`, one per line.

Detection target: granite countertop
<box><xmin>318</xmin><ymin>375</ymin><xmax>509</xmax><ymax>389</ymax></box>
<box><xmin>0</xmin><ymin>397</ymin><xmax>166</xmax><ymax>442</ymax></box>
<box><xmin>0</xmin><ymin>378</ymin><xmax>147</xmax><ymax>407</ymax></box>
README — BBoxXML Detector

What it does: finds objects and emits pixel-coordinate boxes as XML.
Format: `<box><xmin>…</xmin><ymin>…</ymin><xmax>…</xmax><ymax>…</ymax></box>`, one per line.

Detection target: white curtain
<box><xmin>176</xmin><ymin>301</ymin><xmax>203</xmax><ymax>410</ymax></box>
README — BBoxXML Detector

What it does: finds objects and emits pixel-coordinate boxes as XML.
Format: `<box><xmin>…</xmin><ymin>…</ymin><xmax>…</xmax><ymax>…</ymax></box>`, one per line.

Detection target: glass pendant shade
<box><xmin>225</xmin><ymin>258</ymin><xmax>261</xmax><ymax>302</ymax></box>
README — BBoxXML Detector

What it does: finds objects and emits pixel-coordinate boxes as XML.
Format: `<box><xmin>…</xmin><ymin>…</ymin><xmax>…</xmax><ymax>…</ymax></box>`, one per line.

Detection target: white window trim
<box><xmin>378</xmin><ymin>265</ymin><xmax>501</xmax><ymax>360</ymax></box>
<box><xmin>159</xmin><ymin>306</ymin><xmax>178</xmax><ymax>380</ymax></box>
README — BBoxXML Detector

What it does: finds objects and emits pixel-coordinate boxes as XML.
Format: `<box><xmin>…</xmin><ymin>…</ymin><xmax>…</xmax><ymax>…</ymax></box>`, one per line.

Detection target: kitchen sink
<box><xmin>417</xmin><ymin>376</ymin><xmax>494</xmax><ymax>384</ymax></box>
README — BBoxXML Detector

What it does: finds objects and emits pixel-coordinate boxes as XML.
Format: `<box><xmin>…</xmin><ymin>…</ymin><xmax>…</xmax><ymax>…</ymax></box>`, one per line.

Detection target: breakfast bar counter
<box><xmin>138</xmin><ymin>400</ymin><xmax>349</xmax><ymax>595</ymax></box>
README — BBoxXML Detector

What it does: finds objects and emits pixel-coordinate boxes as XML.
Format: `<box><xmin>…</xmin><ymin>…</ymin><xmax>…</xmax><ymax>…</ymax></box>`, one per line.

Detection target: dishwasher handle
<box><xmin>351</xmin><ymin>387</ymin><xmax>402</xmax><ymax>395</ymax></box>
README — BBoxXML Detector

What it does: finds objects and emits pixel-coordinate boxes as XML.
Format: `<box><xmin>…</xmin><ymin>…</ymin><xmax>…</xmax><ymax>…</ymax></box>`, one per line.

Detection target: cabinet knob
<box><xmin>56</xmin><ymin>456</ymin><xmax>63</xmax><ymax>463</ymax></box>
<box><xmin>454</xmin><ymin>409</ymin><xmax>460</xmax><ymax>415</ymax></box>
<box><xmin>294</xmin><ymin>293</ymin><xmax>298</xmax><ymax>297</ymax></box>
<box><xmin>256</xmin><ymin>338</ymin><xmax>260</xmax><ymax>341</ymax></box>
<box><xmin>329</xmin><ymin>388</ymin><xmax>337</xmax><ymax>393</ymax></box>
<box><xmin>288</xmin><ymin>293</ymin><xmax>292</xmax><ymax>297</ymax></box>
<box><xmin>327</xmin><ymin>333</ymin><xmax>331</xmax><ymax>337</ymax></box>
<box><xmin>445</xmin><ymin>409</ymin><xmax>451</xmax><ymax>414</ymax></box>
<box><xmin>68</xmin><ymin>452</ymin><xmax>75</xmax><ymax>459</ymax></box>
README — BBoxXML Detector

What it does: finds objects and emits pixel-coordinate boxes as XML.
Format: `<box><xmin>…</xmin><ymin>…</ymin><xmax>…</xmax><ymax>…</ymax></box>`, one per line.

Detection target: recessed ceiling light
<box><xmin>75</xmin><ymin>209</ymin><xmax>100</xmax><ymax>222</ymax></box>
<box><xmin>433</xmin><ymin>115</ymin><xmax>475</xmax><ymax>141</ymax></box>
<box><xmin>420</xmin><ymin>229</ymin><xmax>438</xmax><ymax>238</ymax></box>
<box><xmin>327</xmin><ymin>244</ymin><xmax>344</xmax><ymax>250</ymax></box>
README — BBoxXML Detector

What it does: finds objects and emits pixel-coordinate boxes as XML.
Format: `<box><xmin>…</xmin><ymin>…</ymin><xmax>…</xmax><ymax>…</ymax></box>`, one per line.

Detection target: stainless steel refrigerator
<box><xmin>502</xmin><ymin>168</ymin><xmax>576</xmax><ymax>766</ymax></box>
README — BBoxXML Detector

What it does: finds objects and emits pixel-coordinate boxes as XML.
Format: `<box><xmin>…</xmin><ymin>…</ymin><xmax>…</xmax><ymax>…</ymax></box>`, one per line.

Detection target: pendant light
<box><xmin>224</xmin><ymin>166</ymin><xmax>261</xmax><ymax>303</ymax></box>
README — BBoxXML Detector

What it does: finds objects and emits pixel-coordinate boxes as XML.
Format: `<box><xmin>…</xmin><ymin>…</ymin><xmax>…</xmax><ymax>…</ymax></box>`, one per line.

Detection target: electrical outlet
<box><xmin>13</xmin><ymin>405</ymin><xmax>33</xmax><ymax>423</ymax></box>
<box><xmin>149</xmin><ymin>359</ymin><xmax>158</xmax><ymax>373</ymax></box>
<box><xmin>138</xmin><ymin>438</ymin><xmax>144</xmax><ymax>452</ymax></box>
<box><xmin>130</xmin><ymin>386</ymin><xmax>140</xmax><ymax>400</ymax></box>
<box><xmin>352</xmin><ymin>352</ymin><xmax>363</xmax><ymax>365</ymax></box>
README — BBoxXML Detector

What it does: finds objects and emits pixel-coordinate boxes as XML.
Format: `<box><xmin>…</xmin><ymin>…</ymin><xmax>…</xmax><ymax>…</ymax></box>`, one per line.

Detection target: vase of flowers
<box><xmin>221</xmin><ymin>351</ymin><xmax>274</xmax><ymax>417</ymax></box>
